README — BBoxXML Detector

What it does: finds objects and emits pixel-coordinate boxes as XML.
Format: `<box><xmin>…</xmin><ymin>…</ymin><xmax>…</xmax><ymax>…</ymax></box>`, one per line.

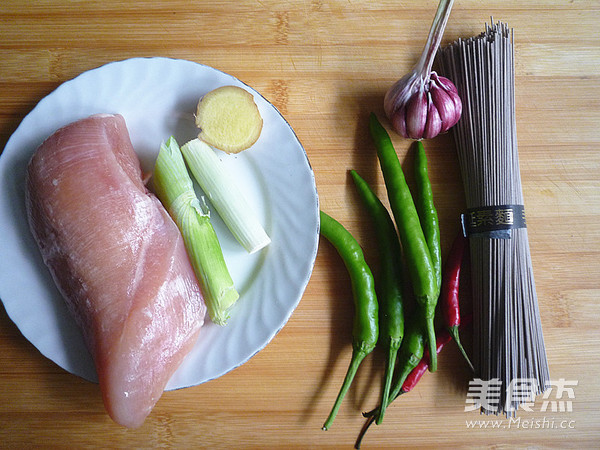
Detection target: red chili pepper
<box><xmin>441</xmin><ymin>232</ymin><xmax>474</xmax><ymax>371</ymax></box>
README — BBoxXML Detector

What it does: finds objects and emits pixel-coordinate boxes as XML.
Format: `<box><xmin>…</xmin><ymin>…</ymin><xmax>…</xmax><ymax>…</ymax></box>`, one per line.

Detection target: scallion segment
<box><xmin>181</xmin><ymin>138</ymin><xmax>271</xmax><ymax>254</ymax></box>
<box><xmin>153</xmin><ymin>136</ymin><xmax>239</xmax><ymax>326</ymax></box>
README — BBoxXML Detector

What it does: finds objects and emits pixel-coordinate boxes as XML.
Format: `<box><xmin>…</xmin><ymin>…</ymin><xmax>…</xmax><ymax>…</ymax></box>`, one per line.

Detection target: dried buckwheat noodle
<box><xmin>437</xmin><ymin>20</ymin><xmax>550</xmax><ymax>416</ymax></box>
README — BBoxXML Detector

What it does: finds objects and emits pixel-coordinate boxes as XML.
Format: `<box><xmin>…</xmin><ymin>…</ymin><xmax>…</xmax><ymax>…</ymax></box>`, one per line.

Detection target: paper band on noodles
<box><xmin>461</xmin><ymin>204</ymin><xmax>526</xmax><ymax>239</ymax></box>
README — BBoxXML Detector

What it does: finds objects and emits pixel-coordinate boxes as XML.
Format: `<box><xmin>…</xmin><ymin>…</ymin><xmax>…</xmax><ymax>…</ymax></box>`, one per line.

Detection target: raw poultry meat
<box><xmin>25</xmin><ymin>114</ymin><xmax>206</xmax><ymax>428</ymax></box>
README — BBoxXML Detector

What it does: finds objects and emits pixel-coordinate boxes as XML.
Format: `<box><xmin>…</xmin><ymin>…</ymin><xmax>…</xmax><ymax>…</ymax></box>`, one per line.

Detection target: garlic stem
<box><xmin>414</xmin><ymin>0</ymin><xmax>455</xmax><ymax>75</ymax></box>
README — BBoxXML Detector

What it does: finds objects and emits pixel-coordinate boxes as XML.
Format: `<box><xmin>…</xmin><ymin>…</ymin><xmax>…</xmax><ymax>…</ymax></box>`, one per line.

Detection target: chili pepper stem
<box><xmin>358</xmin><ymin>361</ymin><xmax>415</xmax><ymax>446</ymax></box>
<box><xmin>389</xmin><ymin>359</ymin><xmax>418</xmax><ymax>403</ymax></box>
<box><xmin>322</xmin><ymin>349</ymin><xmax>369</xmax><ymax>431</ymax></box>
<box><xmin>449</xmin><ymin>325</ymin><xmax>474</xmax><ymax>371</ymax></box>
<box><xmin>357</xmin><ymin>388</ymin><xmax>409</xmax><ymax>448</ymax></box>
<box><xmin>376</xmin><ymin>339</ymin><xmax>401</xmax><ymax>425</ymax></box>
<box><xmin>355</xmin><ymin>414</ymin><xmax>376</xmax><ymax>449</ymax></box>
<box><xmin>425</xmin><ymin>316</ymin><xmax>438</xmax><ymax>372</ymax></box>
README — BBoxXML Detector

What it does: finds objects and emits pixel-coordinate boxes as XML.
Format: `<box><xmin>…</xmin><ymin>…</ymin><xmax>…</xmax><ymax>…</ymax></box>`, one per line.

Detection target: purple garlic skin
<box><xmin>384</xmin><ymin>71</ymin><xmax>462</xmax><ymax>140</ymax></box>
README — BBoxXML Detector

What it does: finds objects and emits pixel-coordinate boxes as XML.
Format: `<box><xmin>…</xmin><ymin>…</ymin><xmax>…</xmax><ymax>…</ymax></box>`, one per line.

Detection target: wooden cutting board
<box><xmin>1</xmin><ymin>0</ymin><xmax>599</xmax><ymax>447</ymax></box>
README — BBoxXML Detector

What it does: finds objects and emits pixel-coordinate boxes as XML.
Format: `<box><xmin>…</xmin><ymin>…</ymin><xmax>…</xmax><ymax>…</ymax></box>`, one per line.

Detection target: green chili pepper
<box><xmin>320</xmin><ymin>210</ymin><xmax>379</xmax><ymax>431</ymax></box>
<box><xmin>349</xmin><ymin>170</ymin><xmax>405</xmax><ymax>425</ymax></box>
<box><xmin>413</xmin><ymin>141</ymin><xmax>442</xmax><ymax>294</ymax></box>
<box><xmin>368</xmin><ymin>113</ymin><xmax>438</xmax><ymax>373</ymax></box>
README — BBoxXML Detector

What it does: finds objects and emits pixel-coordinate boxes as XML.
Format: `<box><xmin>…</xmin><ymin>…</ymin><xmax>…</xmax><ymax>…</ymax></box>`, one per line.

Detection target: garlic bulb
<box><xmin>384</xmin><ymin>0</ymin><xmax>462</xmax><ymax>140</ymax></box>
<box><xmin>384</xmin><ymin>71</ymin><xmax>461</xmax><ymax>140</ymax></box>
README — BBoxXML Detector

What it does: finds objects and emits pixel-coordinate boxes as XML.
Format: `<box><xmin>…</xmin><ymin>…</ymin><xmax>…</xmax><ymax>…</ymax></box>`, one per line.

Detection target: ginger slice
<box><xmin>195</xmin><ymin>85</ymin><xmax>263</xmax><ymax>154</ymax></box>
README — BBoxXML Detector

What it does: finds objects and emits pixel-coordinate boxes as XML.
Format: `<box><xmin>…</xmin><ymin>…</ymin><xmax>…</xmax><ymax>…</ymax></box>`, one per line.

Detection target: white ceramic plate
<box><xmin>0</xmin><ymin>57</ymin><xmax>319</xmax><ymax>390</ymax></box>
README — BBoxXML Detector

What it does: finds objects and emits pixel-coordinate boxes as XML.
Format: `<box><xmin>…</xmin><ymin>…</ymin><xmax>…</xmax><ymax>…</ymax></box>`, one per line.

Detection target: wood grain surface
<box><xmin>1</xmin><ymin>0</ymin><xmax>599</xmax><ymax>448</ymax></box>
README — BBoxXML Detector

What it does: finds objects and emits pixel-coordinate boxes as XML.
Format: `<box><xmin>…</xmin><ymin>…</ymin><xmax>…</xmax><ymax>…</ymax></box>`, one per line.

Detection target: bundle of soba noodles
<box><xmin>437</xmin><ymin>21</ymin><xmax>550</xmax><ymax>416</ymax></box>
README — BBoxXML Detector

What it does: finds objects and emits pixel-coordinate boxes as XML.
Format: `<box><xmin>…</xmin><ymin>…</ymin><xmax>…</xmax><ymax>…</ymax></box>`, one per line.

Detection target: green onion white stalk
<box><xmin>153</xmin><ymin>136</ymin><xmax>239</xmax><ymax>326</ymax></box>
<box><xmin>181</xmin><ymin>138</ymin><xmax>271</xmax><ymax>254</ymax></box>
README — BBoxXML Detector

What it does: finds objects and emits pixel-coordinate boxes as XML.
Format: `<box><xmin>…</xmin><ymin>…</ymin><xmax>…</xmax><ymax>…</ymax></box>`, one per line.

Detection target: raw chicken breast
<box><xmin>25</xmin><ymin>114</ymin><xmax>206</xmax><ymax>428</ymax></box>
